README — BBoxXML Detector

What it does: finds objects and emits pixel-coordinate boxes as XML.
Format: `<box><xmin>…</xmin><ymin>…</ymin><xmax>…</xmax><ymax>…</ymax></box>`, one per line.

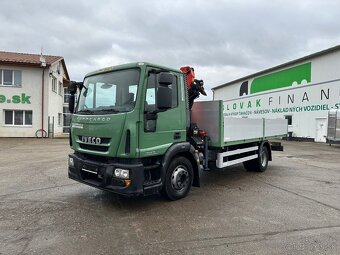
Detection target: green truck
<box><xmin>68</xmin><ymin>62</ymin><xmax>287</xmax><ymax>200</ymax></box>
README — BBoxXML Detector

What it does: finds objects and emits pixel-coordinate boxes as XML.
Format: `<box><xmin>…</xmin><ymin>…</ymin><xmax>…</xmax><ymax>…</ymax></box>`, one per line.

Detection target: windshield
<box><xmin>77</xmin><ymin>68</ymin><xmax>140</xmax><ymax>114</ymax></box>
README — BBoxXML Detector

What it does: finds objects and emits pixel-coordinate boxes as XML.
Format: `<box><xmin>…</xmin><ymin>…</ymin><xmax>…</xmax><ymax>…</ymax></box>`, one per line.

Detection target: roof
<box><xmin>0</xmin><ymin>51</ymin><xmax>70</xmax><ymax>81</ymax></box>
<box><xmin>85</xmin><ymin>62</ymin><xmax>181</xmax><ymax>77</ymax></box>
<box><xmin>212</xmin><ymin>44</ymin><xmax>340</xmax><ymax>90</ymax></box>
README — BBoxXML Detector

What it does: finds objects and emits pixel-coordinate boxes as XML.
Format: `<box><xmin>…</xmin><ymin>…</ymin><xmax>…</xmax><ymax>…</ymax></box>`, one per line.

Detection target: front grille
<box><xmin>76</xmin><ymin>152</ymin><xmax>112</xmax><ymax>163</ymax></box>
<box><xmin>79</xmin><ymin>143</ymin><xmax>109</xmax><ymax>152</ymax></box>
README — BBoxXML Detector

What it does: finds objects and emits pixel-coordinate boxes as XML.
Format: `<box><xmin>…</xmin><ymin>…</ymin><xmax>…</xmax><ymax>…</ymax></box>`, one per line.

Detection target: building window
<box><xmin>57</xmin><ymin>62</ymin><xmax>61</xmax><ymax>75</ymax></box>
<box><xmin>4</xmin><ymin>110</ymin><xmax>32</xmax><ymax>126</ymax></box>
<box><xmin>64</xmin><ymin>87</ymin><xmax>70</xmax><ymax>103</ymax></box>
<box><xmin>63</xmin><ymin>107</ymin><xmax>71</xmax><ymax>133</ymax></box>
<box><xmin>58</xmin><ymin>82</ymin><xmax>63</xmax><ymax>95</ymax></box>
<box><xmin>52</xmin><ymin>77</ymin><xmax>57</xmax><ymax>93</ymax></box>
<box><xmin>0</xmin><ymin>69</ymin><xmax>22</xmax><ymax>86</ymax></box>
<box><xmin>58</xmin><ymin>113</ymin><xmax>62</xmax><ymax>126</ymax></box>
<box><xmin>285</xmin><ymin>115</ymin><xmax>292</xmax><ymax>126</ymax></box>
<box><xmin>14</xmin><ymin>71</ymin><xmax>22</xmax><ymax>86</ymax></box>
<box><xmin>4</xmin><ymin>70</ymin><xmax>12</xmax><ymax>85</ymax></box>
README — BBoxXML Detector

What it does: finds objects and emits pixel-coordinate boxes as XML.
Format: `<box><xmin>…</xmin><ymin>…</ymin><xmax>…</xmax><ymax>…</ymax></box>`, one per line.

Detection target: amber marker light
<box><xmin>124</xmin><ymin>180</ymin><xmax>132</xmax><ymax>187</ymax></box>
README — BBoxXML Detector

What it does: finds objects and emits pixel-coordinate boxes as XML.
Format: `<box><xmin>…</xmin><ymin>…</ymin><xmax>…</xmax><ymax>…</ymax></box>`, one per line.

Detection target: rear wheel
<box><xmin>161</xmin><ymin>156</ymin><xmax>193</xmax><ymax>200</ymax></box>
<box><xmin>243</xmin><ymin>146</ymin><xmax>269</xmax><ymax>172</ymax></box>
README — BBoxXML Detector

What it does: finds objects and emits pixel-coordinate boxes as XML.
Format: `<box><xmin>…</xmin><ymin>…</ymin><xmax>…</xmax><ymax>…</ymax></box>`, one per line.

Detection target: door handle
<box><xmin>174</xmin><ymin>132</ymin><xmax>181</xmax><ymax>140</ymax></box>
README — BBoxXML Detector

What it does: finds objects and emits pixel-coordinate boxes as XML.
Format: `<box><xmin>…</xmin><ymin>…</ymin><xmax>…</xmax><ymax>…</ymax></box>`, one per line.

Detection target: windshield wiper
<box><xmin>77</xmin><ymin>108</ymin><xmax>120</xmax><ymax>115</ymax></box>
<box><xmin>95</xmin><ymin>108</ymin><xmax>119</xmax><ymax>113</ymax></box>
<box><xmin>77</xmin><ymin>109</ymin><xmax>94</xmax><ymax>115</ymax></box>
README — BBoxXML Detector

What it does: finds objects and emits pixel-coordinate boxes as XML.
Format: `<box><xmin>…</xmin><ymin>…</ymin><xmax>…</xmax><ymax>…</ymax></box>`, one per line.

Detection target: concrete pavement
<box><xmin>0</xmin><ymin>139</ymin><xmax>339</xmax><ymax>254</ymax></box>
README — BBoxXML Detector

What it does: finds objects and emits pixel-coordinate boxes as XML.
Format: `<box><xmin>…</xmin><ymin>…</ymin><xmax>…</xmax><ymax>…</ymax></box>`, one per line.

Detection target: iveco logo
<box><xmin>81</xmin><ymin>136</ymin><xmax>101</xmax><ymax>144</ymax></box>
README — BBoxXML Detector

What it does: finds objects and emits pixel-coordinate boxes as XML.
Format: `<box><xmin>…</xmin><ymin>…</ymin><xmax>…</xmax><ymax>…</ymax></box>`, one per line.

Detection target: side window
<box><xmin>128</xmin><ymin>84</ymin><xmax>137</xmax><ymax>101</ymax></box>
<box><xmin>145</xmin><ymin>73</ymin><xmax>156</xmax><ymax>112</ymax></box>
<box><xmin>170</xmin><ymin>76</ymin><xmax>178</xmax><ymax>108</ymax></box>
<box><xmin>146</xmin><ymin>87</ymin><xmax>155</xmax><ymax>105</ymax></box>
<box><xmin>145</xmin><ymin>72</ymin><xmax>178</xmax><ymax>111</ymax></box>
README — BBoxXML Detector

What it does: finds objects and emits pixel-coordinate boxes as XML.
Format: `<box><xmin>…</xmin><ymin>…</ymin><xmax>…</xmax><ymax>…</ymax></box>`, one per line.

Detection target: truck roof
<box><xmin>85</xmin><ymin>62</ymin><xmax>182</xmax><ymax>77</ymax></box>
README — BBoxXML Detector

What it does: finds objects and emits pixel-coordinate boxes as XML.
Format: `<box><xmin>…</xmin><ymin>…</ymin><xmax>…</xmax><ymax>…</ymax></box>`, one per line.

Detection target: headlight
<box><xmin>69</xmin><ymin>157</ymin><xmax>74</xmax><ymax>167</ymax></box>
<box><xmin>114</xmin><ymin>168</ymin><xmax>130</xmax><ymax>179</ymax></box>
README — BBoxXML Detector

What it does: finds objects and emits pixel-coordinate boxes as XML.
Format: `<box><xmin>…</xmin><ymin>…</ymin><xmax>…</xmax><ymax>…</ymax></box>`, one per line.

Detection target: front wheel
<box><xmin>161</xmin><ymin>157</ymin><xmax>193</xmax><ymax>200</ymax></box>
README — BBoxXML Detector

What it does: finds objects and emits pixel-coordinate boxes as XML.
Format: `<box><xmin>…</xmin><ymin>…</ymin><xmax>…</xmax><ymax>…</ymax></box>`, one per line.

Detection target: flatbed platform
<box><xmin>191</xmin><ymin>100</ymin><xmax>287</xmax><ymax>147</ymax></box>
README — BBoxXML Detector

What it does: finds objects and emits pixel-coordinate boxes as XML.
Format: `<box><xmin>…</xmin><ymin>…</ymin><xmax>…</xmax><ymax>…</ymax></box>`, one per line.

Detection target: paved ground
<box><xmin>0</xmin><ymin>138</ymin><xmax>339</xmax><ymax>255</ymax></box>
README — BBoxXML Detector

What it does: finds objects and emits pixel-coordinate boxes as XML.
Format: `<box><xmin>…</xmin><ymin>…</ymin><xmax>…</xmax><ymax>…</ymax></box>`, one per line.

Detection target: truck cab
<box><xmin>68</xmin><ymin>62</ymin><xmax>197</xmax><ymax>200</ymax></box>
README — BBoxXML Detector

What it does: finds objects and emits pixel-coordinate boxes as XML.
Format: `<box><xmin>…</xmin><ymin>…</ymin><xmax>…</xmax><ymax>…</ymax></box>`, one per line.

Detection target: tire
<box><xmin>243</xmin><ymin>146</ymin><xmax>269</xmax><ymax>172</ymax></box>
<box><xmin>161</xmin><ymin>156</ymin><xmax>193</xmax><ymax>201</ymax></box>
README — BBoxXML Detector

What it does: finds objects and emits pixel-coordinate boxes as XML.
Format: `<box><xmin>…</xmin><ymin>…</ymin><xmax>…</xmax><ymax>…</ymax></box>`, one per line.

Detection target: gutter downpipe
<box><xmin>39</xmin><ymin>52</ymin><xmax>47</xmax><ymax>138</ymax></box>
<box><xmin>42</xmin><ymin>68</ymin><xmax>45</xmax><ymax>134</ymax></box>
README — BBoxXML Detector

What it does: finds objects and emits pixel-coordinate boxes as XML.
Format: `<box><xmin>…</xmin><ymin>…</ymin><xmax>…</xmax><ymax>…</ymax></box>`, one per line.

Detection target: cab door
<box><xmin>138</xmin><ymin>68</ymin><xmax>186</xmax><ymax>158</ymax></box>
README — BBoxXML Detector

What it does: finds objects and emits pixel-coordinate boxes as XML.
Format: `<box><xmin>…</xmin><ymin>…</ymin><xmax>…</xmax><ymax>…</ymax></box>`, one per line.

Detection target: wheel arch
<box><xmin>161</xmin><ymin>142</ymin><xmax>200</xmax><ymax>188</ymax></box>
<box><xmin>260</xmin><ymin>141</ymin><xmax>272</xmax><ymax>161</ymax></box>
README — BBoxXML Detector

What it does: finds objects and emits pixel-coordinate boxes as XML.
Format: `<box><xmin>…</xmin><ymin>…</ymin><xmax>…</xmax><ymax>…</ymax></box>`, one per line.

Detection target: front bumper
<box><xmin>68</xmin><ymin>153</ymin><xmax>160</xmax><ymax>196</ymax></box>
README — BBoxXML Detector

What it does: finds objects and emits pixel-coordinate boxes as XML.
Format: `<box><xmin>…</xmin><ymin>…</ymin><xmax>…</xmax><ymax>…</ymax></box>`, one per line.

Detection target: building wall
<box><xmin>0</xmin><ymin>65</ymin><xmax>44</xmax><ymax>137</ymax></box>
<box><xmin>213</xmin><ymin>50</ymin><xmax>340</xmax><ymax>142</ymax></box>
<box><xmin>0</xmin><ymin>62</ymin><xmax>67</xmax><ymax>137</ymax></box>
<box><xmin>47</xmin><ymin>62</ymin><xmax>66</xmax><ymax>136</ymax></box>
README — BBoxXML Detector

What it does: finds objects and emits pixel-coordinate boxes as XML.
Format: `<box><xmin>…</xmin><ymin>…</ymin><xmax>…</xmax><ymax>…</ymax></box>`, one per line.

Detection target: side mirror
<box><xmin>157</xmin><ymin>87</ymin><xmax>172</xmax><ymax>109</ymax></box>
<box><xmin>158</xmin><ymin>73</ymin><xmax>174</xmax><ymax>85</ymax></box>
<box><xmin>69</xmin><ymin>82</ymin><xmax>77</xmax><ymax>94</ymax></box>
<box><xmin>69</xmin><ymin>94</ymin><xmax>75</xmax><ymax>113</ymax></box>
<box><xmin>69</xmin><ymin>81</ymin><xmax>83</xmax><ymax>94</ymax></box>
<box><xmin>156</xmin><ymin>73</ymin><xmax>174</xmax><ymax>110</ymax></box>
<box><xmin>68</xmin><ymin>81</ymin><xmax>83</xmax><ymax>113</ymax></box>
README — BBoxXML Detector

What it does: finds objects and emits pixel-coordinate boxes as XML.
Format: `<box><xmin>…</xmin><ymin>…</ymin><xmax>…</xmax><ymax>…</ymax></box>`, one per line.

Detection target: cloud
<box><xmin>0</xmin><ymin>0</ymin><xmax>340</xmax><ymax>96</ymax></box>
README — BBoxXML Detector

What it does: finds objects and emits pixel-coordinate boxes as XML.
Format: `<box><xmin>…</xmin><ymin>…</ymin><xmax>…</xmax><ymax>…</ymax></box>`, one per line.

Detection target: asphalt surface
<box><xmin>0</xmin><ymin>138</ymin><xmax>339</xmax><ymax>255</ymax></box>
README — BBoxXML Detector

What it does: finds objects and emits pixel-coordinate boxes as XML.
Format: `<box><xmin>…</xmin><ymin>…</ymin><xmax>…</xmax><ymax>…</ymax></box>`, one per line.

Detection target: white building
<box><xmin>212</xmin><ymin>45</ymin><xmax>340</xmax><ymax>142</ymax></box>
<box><xmin>0</xmin><ymin>51</ymin><xmax>70</xmax><ymax>137</ymax></box>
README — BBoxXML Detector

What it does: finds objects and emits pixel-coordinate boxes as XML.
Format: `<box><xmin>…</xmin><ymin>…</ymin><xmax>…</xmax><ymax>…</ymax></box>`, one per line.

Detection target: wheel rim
<box><xmin>261</xmin><ymin>149</ymin><xmax>267</xmax><ymax>167</ymax></box>
<box><xmin>171</xmin><ymin>165</ymin><xmax>189</xmax><ymax>191</ymax></box>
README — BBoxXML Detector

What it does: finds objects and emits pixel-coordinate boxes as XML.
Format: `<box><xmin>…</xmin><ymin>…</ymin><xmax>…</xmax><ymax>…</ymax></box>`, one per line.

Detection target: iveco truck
<box><xmin>68</xmin><ymin>62</ymin><xmax>287</xmax><ymax>200</ymax></box>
